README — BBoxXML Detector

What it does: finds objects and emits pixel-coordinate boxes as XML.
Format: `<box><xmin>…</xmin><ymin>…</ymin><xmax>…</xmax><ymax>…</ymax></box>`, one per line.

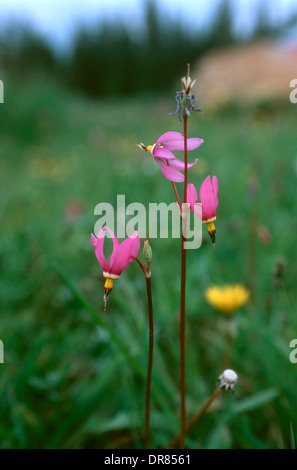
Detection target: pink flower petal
<box><xmin>154</xmin><ymin>157</ymin><xmax>165</xmax><ymax>166</ymax></box>
<box><xmin>187</xmin><ymin>184</ymin><xmax>202</xmax><ymax>219</ymax></box>
<box><xmin>212</xmin><ymin>176</ymin><xmax>218</xmax><ymax>197</ymax></box>
<box><xmin>200</xmin><ymin>175</ymin><xmax>211</xmax><ymax>199</ymax></box>
<box><xmin>169</xmin><ymin>157</ymin><xmax>198</xmax><ymax>171</ymax></box>
<box><xmin>104</xmin><ymin>227</ymin><xmax>120</xmax><ymax>269</ymax></box>
<box><xmin>153</xmin><ymin>146</ymin><xmax>175</xmax><ymax>160</ymax></box>
<box><xmin>187</xmin><ymin>184</ymin><xmax>198</xmax><ymax>210</ymax></box>
<box><xmin>187</xmin><ymin>138</ymin><xmax>204</xmax><ymax>151</ymax></box>
<box><xmin>200</xmin><ymin>176</ymin><xmax>218</xmax><ymax>221</ymax></box>
<box><xmin>92</xmin><ymin>227</ymin><xmax>121</xmax><ymax>273</ymax></box>
<box><xmin>192</xmin><ymin>203</ymin><xmax>203</xmax><ymax>220</ymax></box>
<box><xmin>110</xmin><ymin>232</ymin><xmax>140</xmax><ymax>275</ymax></box>
<box><xmin>91</xmin><ymin>233</ymin><xmax>97</xmax><ymax>247</ymax></box>
<box><xmin>91</xmin><ymin>228</ymin><xmax>109</xmax><ymax>272</ymax></box>
<box><xmin>156</xmin><ymin>131</ymin><xmax>183</xmax><ymax>146</ymax></box>
<box><xmin>159</xmin><ymin>163</ymin><xmax>185</xmax><ymax>182</ymax></box>
<box><xmin>165</xmin><ymin>137</ymin><xmax>204</xmax><ymax>152</ymax></box>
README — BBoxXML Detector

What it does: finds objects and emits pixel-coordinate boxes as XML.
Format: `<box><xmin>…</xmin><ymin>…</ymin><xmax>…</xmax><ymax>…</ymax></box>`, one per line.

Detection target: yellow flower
<box><xmin>205</xmin><ymin>284</ymin><xmax>250</xmax><ymax>315</ymax></box>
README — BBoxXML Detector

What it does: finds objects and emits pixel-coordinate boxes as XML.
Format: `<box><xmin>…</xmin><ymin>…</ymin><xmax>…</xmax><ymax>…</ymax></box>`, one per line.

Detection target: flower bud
<box><xmin>143</xmin><ymin>240</ymin><xmax>153</xmax><ymax>264</ymax></box>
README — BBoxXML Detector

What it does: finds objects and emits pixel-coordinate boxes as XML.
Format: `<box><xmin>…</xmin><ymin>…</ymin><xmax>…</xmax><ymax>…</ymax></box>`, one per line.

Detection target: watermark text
<box><xmin>94</xmin><ymin>195</ymin><xmax>203</xmax><ymax>249</ymax></box>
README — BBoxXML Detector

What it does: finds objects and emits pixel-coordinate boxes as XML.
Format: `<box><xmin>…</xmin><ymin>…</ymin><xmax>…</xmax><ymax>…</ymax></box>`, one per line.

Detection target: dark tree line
<box><xmin>0</xmin><ymin>0</ymin><xmax>296</xmax><ymax>97</ymax></box>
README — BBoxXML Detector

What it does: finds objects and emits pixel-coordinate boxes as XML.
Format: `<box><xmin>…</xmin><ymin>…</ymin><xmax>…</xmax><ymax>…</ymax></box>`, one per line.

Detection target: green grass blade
<box><xmin>233</xmin><ymin>388</ymin><xmax>279</xmax><ymax>414</ymax></box>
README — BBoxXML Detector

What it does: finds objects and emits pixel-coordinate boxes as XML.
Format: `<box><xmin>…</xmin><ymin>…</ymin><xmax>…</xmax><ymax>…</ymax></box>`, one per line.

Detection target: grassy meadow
<box><xmin>0</xmin><ymin>77</ymin><xmax>296</xmax><ymax>449</ymax></box>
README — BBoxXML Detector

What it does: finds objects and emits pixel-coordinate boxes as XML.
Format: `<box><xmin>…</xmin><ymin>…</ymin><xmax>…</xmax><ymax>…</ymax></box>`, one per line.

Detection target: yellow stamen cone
<box><xmin>103</xmin><ymin>278</ymin><xmax>114</xmax><ymax>312</ymax></box>
<box><xmin>145</xmin><ymin>145</ymin><xmax>153</xmax><ymax>154</ymax></box>
<box><xmin>207</xmin><ymin>222</ymin><xmax>216</xmax><ymax>248</ymax></box>
<box><xmin>104</xmin><ymin>278</ymin><xmax>114</xmax><ymax>291</ymax></box>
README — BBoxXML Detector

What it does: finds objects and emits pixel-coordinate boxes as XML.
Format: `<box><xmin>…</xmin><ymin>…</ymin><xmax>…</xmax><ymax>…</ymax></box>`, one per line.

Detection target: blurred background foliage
<box><xmin>0</xmin><ymin>0</ymin><xmax>297</xmax><ymax>450</ymax></box>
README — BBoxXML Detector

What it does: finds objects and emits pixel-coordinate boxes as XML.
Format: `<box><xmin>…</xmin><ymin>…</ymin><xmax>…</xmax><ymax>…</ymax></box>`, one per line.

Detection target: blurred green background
<box><xmin>0</xmin><ymin>0</ymin><xmax>297</xmax><ymax>449</ymax></box>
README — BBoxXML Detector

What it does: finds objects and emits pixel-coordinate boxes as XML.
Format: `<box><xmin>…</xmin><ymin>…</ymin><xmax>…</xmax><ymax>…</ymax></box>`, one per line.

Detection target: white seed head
<box><xmin>218</xmin><ymin>369</ymin><xmax>238</xmax><ymax>391</ymax></box>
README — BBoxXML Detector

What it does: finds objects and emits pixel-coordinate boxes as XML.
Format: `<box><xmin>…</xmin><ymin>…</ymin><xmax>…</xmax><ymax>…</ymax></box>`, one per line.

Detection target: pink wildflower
<box><xmin>187</xmin><ymin>175</ymin><xmax>218</xmax><ymax>246</ymax></box>
<box><xmin>91</xmin><ymin>227</ymin><xmax>140</xmax><ymax>309</ymax></box>
<box><xmin>139</xmin><ymin>131</ymin><xmax>203</xmax><ymax>182</ymax></box>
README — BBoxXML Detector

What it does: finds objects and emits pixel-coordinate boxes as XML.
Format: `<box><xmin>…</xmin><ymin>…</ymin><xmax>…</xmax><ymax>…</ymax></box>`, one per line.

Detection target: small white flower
<box><xmin>217</xmin><ymin>369</ymin><xmax>238</xmax><ymax>392</ymax></box>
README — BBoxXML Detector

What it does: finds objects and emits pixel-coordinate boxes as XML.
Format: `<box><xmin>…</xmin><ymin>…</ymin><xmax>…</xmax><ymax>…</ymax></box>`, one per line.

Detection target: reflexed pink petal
<box><xmin>104</xmin><ymin>227</ymin><xmax>120</xmax><ymax>246</ymax></box>
<box><xmin>154</xmin><ymin>157</ymin><xmax>165</xmax><ymax>166</ymax></box>
<box><xmin>110</xmin><ymin>232</ymin><xmax>140</xmax><ymax>275</ymax></box>
<box><xmin>96</xmin><ymin>226</ymin><xmax>107</xmax><ymax>239</ymax></box>
<box><xmin>169</xmin><ymin>157</ymin><xmax>198</xmax><ymax>171</ymax></box>
<box><xmin>105</xmin><ymin>227</ymin><xmax>120</xmax><ymax>268</ymax></box>
<box><xmin>159</xmin><ymin>163</ymin><xmax>185</xmax><ymax>182</ymax></box>
<box><xmin>186</xmin><ymin>138</ymin><xmax>204</xmax><ymax>151</ymax></box>
<box><xmin>153</xmin><ymin>146</ymin><xmax>175</xmax><ymax>160</ymax></box>
<box><xmin>91</xmin><ymin>228</ymin><xmax>109</xmax><ymax>272</ymax></box>
<box><xmin>193</xmin><ymin>203</ymin><xmax>203</xmax><ymax>219</ymax></box>
<box><xmin>187</xmin><ymin>183</ymin><xmax>198</xmax><ymax>211</ymax></box>
<box><xmin>165</xmin><ymin>137</ymin><xmax>204</xmax><ymax>151</ymax></box>
<box><xmin>212</xmin><ymin>176</ymin><xmax>218</xmax><ymax>197</ymax></box>
<box><xmin>91</xmin><ymin>233</ymin><xmax>97</xmax><ymax>247</ymax></box>
<box><xmin>200</xmin><ymin>175</ymin><xmax>218</xmax><ymax>221</ymax></box>
<box><xmin>200</xmin><ymin>175</ymin><xmax>211</xmax><ymax>201</ymax></box>
<box><xmin>212</xmin><ymin>176</ymin><xmax>219</xmax><ymax>210</ymax></box>
<box><xmin>187</xmin><ymin>184</ymin><xmax>202</xmax><ymax>219</ymax></box>
<box><xmin>156</xmin><ymin>131</ymin><xmax>183</xmax><ymax>146</ymax></box>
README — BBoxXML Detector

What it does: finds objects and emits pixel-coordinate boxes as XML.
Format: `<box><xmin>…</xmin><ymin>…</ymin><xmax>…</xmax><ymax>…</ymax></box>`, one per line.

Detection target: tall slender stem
<box><xmin>180</xmin><ymin>115</ymin><xmax>188</xmax><ymax>448</ymax></box>
<box><xmin>144</xmin><ymin>276</ymin><xmax>154</xmax><ymax>449</ymax></box>
<box><xmin>183</xmin><ymin>117</ymin><xmax>188</xmax><ymax>202</ymax></box>
<box><xmin>168</xmin><ymin>387</ymin><xmax>221</xmax><ymax>448</ymax></box>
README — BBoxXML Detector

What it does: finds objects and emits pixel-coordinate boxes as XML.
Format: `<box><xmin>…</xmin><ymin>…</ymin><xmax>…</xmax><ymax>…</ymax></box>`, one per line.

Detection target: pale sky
<box><xmin>0</xmin><ymin>0</ymin><xmax>296</xmax><ymax>50</ymax></box>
